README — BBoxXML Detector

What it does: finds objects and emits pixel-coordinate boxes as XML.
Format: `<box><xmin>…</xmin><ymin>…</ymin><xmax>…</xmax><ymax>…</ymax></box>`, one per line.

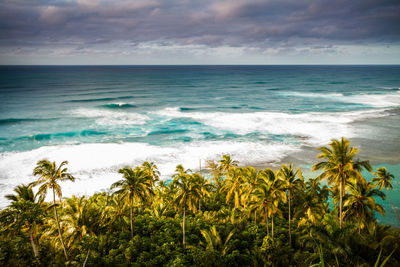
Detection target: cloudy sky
<box><xmin>0</xmin><ymin>0</ymin><xmax>399</xmax><ymax>64</ymax></box>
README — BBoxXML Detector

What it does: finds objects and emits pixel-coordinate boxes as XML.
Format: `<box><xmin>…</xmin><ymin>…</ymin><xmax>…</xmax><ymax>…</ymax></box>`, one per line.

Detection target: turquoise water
<box><xmin>0</xmin><ymin>65</ymin><xmax>399</xmax><ymax>225</ymax></box>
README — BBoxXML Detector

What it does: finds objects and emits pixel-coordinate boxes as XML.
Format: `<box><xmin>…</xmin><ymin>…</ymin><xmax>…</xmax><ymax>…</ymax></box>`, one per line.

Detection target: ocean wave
<box><xmin>66</xmin><ymin>96</ymin><xmax>134</xmax><ymax>103</ymax></box>
<box><xmin>0</xmin><ymin>140</ymin><xmax>299</xmax><ymax>207</ymax></box>
<box><xmin>70</xmin><ymin>108</ymin><xmax>149</xmax><ymax>126</ymax></box>
<box><xmin>153</xmin><ymin>107</ymin><xmax>391</xmax><ymax>145</ymax></box>
<box><xmin>147</xmin><ymin>129</ymin><xmax>188</xmax><ymax>136</ymax></box>
<box><xmin>179</xmin><ymin>107</ymin><xmax>197</xmax><ymax>111</ymax></box>
<box><xmin>99</xmin><ymin>103</ymin><xmax>137</xmax><ymax>109</ymax></box>
<box><xmin>13</xmin><ymin>130</ymin><xmax>107</xmax><ymax>142</ymax></box>
<box><xmin>0</xmin><ymin>118</ymin><xmax>58</xmax><ymax>125</ymax></box>
<box><xmin>280</xmin><ymin>91</ymin><xmax>400</xmax><ymax>108</ymax></box>
<box><xmin>167</xmin><ymin>118</ymin><xmax>202</xmax><ymax>125</ymax></box>
<box><xmin>380</xmin><ymin>87</ymin><xmax>400</xmax><ymax>91</ymax></box>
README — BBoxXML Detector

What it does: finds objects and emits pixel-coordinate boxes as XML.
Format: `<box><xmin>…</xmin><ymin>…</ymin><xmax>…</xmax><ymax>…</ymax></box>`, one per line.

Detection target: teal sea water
<box><xmin>0</xmin><ymin>65</ymin><xmax>399</xmax><ymax>225</ymax></box>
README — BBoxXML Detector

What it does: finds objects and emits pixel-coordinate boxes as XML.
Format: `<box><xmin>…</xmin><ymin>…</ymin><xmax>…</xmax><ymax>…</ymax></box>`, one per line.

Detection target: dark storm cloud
<box><xmin>0</xmin><ymin>0</ymin><xmax>399</xmax><ymax>49</ymax></box>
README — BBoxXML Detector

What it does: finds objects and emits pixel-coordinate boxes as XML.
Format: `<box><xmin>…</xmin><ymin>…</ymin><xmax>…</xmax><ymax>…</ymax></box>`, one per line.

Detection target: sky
<box><xmin>0</xmin><ymin>0</ymin><xmax>399</xmax><ymax>65</ymax></box>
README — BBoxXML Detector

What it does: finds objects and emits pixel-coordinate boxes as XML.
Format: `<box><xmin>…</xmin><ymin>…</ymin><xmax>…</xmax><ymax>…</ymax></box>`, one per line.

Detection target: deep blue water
<box><xmin>0</xmin><ymin>65</ymin><xmax>399</xmax><ymax>225</ymax></box>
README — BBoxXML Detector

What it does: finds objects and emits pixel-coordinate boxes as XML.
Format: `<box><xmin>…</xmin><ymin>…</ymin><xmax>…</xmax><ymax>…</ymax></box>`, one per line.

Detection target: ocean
<box><xmin>0</xmin><ymin>65</ymin><xmax>399</xmax><ymax>225</ymax></box>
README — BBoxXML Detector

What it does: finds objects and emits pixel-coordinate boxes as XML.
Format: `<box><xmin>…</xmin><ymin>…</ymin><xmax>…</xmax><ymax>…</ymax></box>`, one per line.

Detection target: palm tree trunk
<box><xmin>271</xmin><ymin>215</ymin><xmax>274</xmax><ymax>240</ymax></box>
<box><xmin>29</xmin><ymin>228</ymin><xmax>39</xmax><ymax>262</ymax></box>
<box><xmin>83</xmin><ymin>249</ymin><xmax>90</xmax><ymax>267</ymax></box>
<box><xmin>339</xmin><ymin>181</ymin><xmax>343</xmax><ymax>229</ymax></box>
<box><xmin>288</xmin><ymin>190</ymin><xmax>292</xmax><ymax>245</ymax></box>
<box><xmin>254</xmin><ymin>211</ymin><xmax>257</xmax><ymax>225</ymax></box>
<box><xmin>235</xmin><ymin>191</ymin><xmax>239</xmax><ymax>209</ymax></box>
<box><xmin>183</xmin><ymin>206</ymin><xmax>186</xmax><ymax>249</ymax></box>
<box><xmin>266</xmin><ymin>215</ymin><xmax>269</xmax><ymax>237</ymax></box>
<box><xmin>53</xmin><ymin>188</ymin><xmax>68</xmax><ymax>260</ymax></box>
<box><xmin>130</xmin><ymin>198</ymin><xmax>134</xmax><ymax>243</ymax></box>
<box><xmin>386</xmin><ymin>189</ymin><xmax>400</xmax><ymax>222</ymax></box>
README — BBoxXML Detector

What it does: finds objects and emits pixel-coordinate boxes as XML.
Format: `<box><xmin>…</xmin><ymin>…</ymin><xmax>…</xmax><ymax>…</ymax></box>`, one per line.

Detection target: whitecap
<box><xmin>153</xmin><ymin>107</ymin><xmax>390</xmax><ymax>146</ymax></box>
<box><xmin>280</xmin><ymin>91</ymin><xmax>400</xmax><ymax>108</ymax></box>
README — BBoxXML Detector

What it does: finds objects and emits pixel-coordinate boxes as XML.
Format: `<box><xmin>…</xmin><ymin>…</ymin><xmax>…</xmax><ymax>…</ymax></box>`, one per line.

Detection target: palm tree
<box><xmin>173</xmin><ymin>169</ymin><xmax>201</xmax><ymax>249</ymax></box>
<box><xmin>296</xmin><ymin>191</ymin><xmax>326</xmax><ymax>235</ymax></box>
<box><xmin>4</xmin><ymin>184</ymin><xmax>43</xmax><ymax>262</ymax></box>
<box><xmin>5</xmin><ymin>183</ymin><xmax>43</xmax><ymax>203</ymax></box>
<box><xmin>312</xmin><ymin>137</ymin><xmax>370</xmax><ymax>228</ymax></box>
<box><xmin>250</xmin><ymin>169</ymin><xmax>286</xmax><ymax>240</ymax></box>
<box><xmin>297</xmin><ymin>178</ymin><xmax>329</xmax><ymax>235</ymax></box>
<box><xmin>306</xmin><ymin>213</ymin><xmax>359</xmax><ymax>266</ymax></box>
<box><xmin>191</xmin><ymin>173</ymin><xmax>212</xmax><ymax>212</ymax></box>
<box><xmin>200</xmin><ymin>226</ymin><xmax>235</xmax><ymax>256</ymax></box>
<box><xmin>173</xmin><ymin>164</ymin><xmax>191</xmax><ymax>179</ymax></box>
<box><xmin>242</xmin><ymin>167</ymin><xmax>262</xmax><ymax>223</ymax></box>
<box><xmin>343</xmin><ymin>181</ymin><xmax>385</xmax><ymax>233</ymax></box>
<box><xmin>141</xmin><ymin>161</ymin><xmax>160</xmax><ymax>186</ymax></box>
<box><xmin>111</xmin><ymin>167</ymin><xmax>154</xmax><ymax>242</ymax></box>
<box><xmin>104</xmin><ymin>193</ymin><xmax>128</xmax><ymax>232</ymax></box>
<box><xmin>365</xmin><ymin>221</ymin><xmax>398</xmax><ymax>252</ymax></box>
<box><xmin>242</xmin><ymin>167</ymin><xmax>261</xmax><ymax>203</ymax></box>
<box><xmin>278</xmin><ymin>164</ymin><xmax>304</xmax><ymax>245</ymax></box>
<box><xmin>372</xmin><ymin>167</ymin><xmax>400</xmax><ymax>222</ymax></box>
<box><xmin>33</xmin><ymin>159</ymin><xmax>75</xmax><ymax>260</ymax></box>
<box><xmin>220</xmin><ymin>167</ymin><xmax>244</xmax><ymax>209</ymax></box>
<box><xmin>206</xmin><ymin>160</ymin><xmax>223</xmax><ymax>190</ymax></box>
<box><xmin>219</xmin><ymin>154</ymin><xmax>238</xmax><ymax>174</ymax></box>
<box><xmin>305</xmin><ymin>177</ymin><xmax>330</xmax><ymax>200</ymax></box>
<box><xmin>62</xmin><ymin>195</ymin><xmax>103</xmax><ymax>265</ymax></box>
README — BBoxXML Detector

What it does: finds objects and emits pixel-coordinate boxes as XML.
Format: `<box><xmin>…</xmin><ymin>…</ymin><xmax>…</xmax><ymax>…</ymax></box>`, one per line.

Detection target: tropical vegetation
<box><xmin>1</xmin><ymin>137</ymin><xmax>399</xmax><ymax>266</ymax></box>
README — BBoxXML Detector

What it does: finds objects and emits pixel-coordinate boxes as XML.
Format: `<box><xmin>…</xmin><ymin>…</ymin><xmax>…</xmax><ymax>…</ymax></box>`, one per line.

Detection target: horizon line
<box><xmin>1</xmin><ymin>64</ymin><xmax>399</xmax><ymax>66</ymax></box>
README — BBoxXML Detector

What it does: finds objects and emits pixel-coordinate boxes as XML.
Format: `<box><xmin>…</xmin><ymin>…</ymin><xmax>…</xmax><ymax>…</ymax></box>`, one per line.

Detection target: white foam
<box><xmin>153</xmin><ymin>107</ymin><xmax>390</xmax><ymax>145</ymax></box>
<box><xmin>0</xmin><ymin>141</ymin><xmax>298</xmax><ymax>208</ymax></box>
<box><xmin>345</xmin><ymin>93</ymin><xmax>400</xmax><ymax>108</ymax></box>
<box><xmin>280</xmin><ymin>91</ymin><xmax>400</xmax><ymax>108</ymax></box>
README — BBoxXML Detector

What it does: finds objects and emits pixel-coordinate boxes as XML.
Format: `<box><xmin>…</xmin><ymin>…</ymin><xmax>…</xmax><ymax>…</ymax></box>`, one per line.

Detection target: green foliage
<box><xmin>1</xmin><ymin>141</ymin><xmax>400</xmax><ymax>266</ymax></box>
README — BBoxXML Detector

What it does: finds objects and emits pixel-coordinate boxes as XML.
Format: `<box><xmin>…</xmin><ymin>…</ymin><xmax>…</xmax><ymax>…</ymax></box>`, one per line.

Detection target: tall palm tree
<box><xmin>242</xmin><ymin>167</ymin><xmax>262</xmax><ymax>223</ymax></box>
<box><xmin>33</xmin><ymin>159</ymin><xmax>75</xmax><ymax>260</ymax></box>
<box><xmin>343</xmin><ymin>181</ymin><xmax>385</xmax><ymax>233</ymax></box>
<box><xmin>62</xmin><ymin>195</ymin><xmax>103</xmax><ymax>265</ymax></box>
<box><xmin>297</xmin><ymin>178</ymin><xmax>330</xmax><ymax>239</ymax></box>
<box><xmin>296</xmin><ymin>190</ymin><xmax>326</xmax><ymax>235</ymax></box>
<box><xmin>220</xmin><ymin>167</ymin><xmax>244</xmax><ymax>209</ymax></box>
<box><xmin>104</xmin><ymin>193</ymin><xmax>128</xmax><ymax>231</ymax></box>
<box><xmin>250</xmin><ymin>169</ymin><xmax>286</xmax><ymax>240</ymax></box>
<box><xmin>5</xmin><ymin>184</ymin><xmax>43</xmax><ymax>261</ymax></box>
<box><xmin>173</xmin><ymin>169</ymin><xmax>201</xmax><ymax>249</ymax></box>
<box><xmin>141</xmin><ymin>161</ymin><xmax>160</xmax><ymax>186</ymax></box>
<box><xmin>206</xmin><ymin>160</ymin><xmax>223</xmax><ymax>191</ymax></box>
<box><xmin>191</xmin><ymin>173</ymin><xmax>212</xmax><ymax>212</ymax></box>
<box><xmin>242</xmin><ymin>167</ymin><xmax>261</xmax><ymax>203</ymax></box>
<box><xmin>372</xmin><ymin>167</ymin><xmax>400</xmax><ymax>222</ymax></box>
<box><xmin>219</xmin><ymin>154</ymin><xmax>239</xmax><ymax>174</ymax></box>
<box><xmin>312</xmin><ymin>137</ymin><xmax>370</xmax><ymax>228</ymax></box>
<box><xmin>62</xmin><ymin>196</ymin><xmax>97</xmax><ymax>246</ymax></box>
<box><xmin>278</xmin><ymin>164</ymin><xmax>304</xmax><ymax>245</ymax></box>
<box><xmin>111</xmin><ymin>167</ymin><xmax>154</xmax><ymax>242</ymax></box>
